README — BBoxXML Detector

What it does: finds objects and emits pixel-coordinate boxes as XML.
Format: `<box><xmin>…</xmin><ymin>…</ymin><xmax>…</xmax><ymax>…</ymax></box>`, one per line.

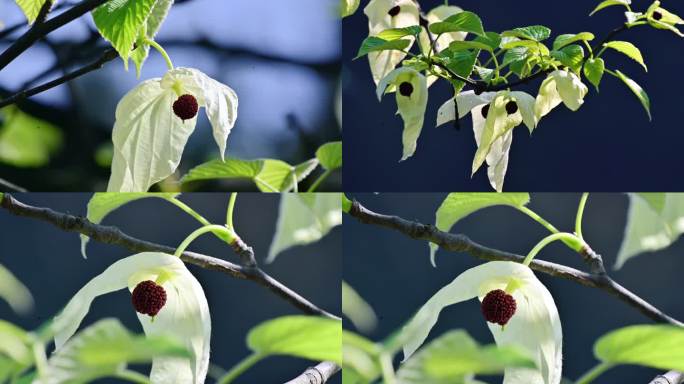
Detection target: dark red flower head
<box><xmin>481</xmin><ymin>289</ymin><xmax>517</xmax><ymax>326</ymax></box>
<box><xmin>131</xmin><ymin>280</ymin><xmax>167</xmax><ymax>316</ymax></box>
<box><xmin>652</xmin><ymin>11</ymin><xmax>663</xmax><ymax>20</ymax></box>
<box><xmin>399</xmin><ymin>81</ymin><xmax>414</xmax><ymax>97</ymax></box>
<box><xmin>173</xmin><ymin>94</ymin><xmax>199</xmax><ymax>121</ymax></box>
<box><xmin>388</xmin><ymin>5</ymin><xmax>401</xmax><ymax>16</ymax></box>
<box><xmin>505</xmin><ymin>100</ymin><xmax>518</xmax><ymax>114</ymax></box>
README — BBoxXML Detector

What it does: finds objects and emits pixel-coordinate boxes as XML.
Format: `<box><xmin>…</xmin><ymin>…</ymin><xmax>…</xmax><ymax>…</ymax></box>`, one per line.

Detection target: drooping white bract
<box><xmin>108</xmin><ymin>67</ymin><xmax>238</xmax><ymax>192</ymax></box>
<box><xmin>437</xmin><ymin>90</ymin><xmax>536</xmax><ymax>191</ymax></box>
<box><xmin>364</xmin><ymin>0</ymin><xmax>420</xmax><ymax>85</ymax></box>
<box><xmin>645</xmin><ymin>1</ymin><xmax>684</xmax><ymax>36</ymax></box>
<box><xmin>401</xmin><ymin>261</ymin><xmax>562</xmax><ymax>384</ymax></box>
<box><xmin>53</xmin><ymin>252</ymin><xmax>211</xmax><ymax>384</ymax></box>
<box><xmin>377</xmin><ymin>67</ymin><xmax>428</xmax><ymax>161</ymax></box>
<box><xmin>535</xmin><ymin>69</ymin><xmax>588</xmax><ymax>120</ymax></box>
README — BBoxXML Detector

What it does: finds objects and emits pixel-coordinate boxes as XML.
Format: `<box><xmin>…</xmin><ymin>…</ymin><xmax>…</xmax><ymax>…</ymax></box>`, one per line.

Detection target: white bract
<box><xmin>401</xmin><ymin>261</ymin><xmax>562</xmax><ymax>384</ymax></box>
<box><xmin>364</xmin><ymin>0</ymin><xmax>420</xmax><ymax>85</ymax></box>
<box><xmin>645</xmin><ymin>1</ymin><xmax>684</xmax><ymax>36</ymax></box>
<box><xmin>377</xmin><ymin>67</ymin><xmax>428</xmax><ymax>161</ymax></box>
<box><xmin>53</xmin><ymin>252</ymin><xmax>211</xmax><ymax>384</ymax></box>
<box><xmin>438</xmin><ymin>90</ymin><xmax>536</xmax><ymax>191</ymax></box>
<box><xmin>535</xmin><ymin>69</ymin><xmax>588</xmax><ymax>120</ymax></box>
<box><xmin>108</xmin><ymin>67</ymin><xmax>238</xmax><ymax>192</ymax></box>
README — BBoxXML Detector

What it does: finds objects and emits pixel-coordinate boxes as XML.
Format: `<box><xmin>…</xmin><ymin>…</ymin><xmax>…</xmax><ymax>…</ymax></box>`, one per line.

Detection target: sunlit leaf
<box><xmin>316</xmin><ymin>141</ymin><xmax>342</xmax><ymax>171</ymax></box>
<box><xmin>550</xmin><ymin>44</ymin><xmax>585</xmax><ymax>73</ymax></box>
<box><xmin>340</xmin><ymin>0</ymin><xmax>360</xmax><ymax>18</ymax></box>
<box><xmin>613</xmin><ymin>69</ymin><xmax>651</xmax><ymax>120</ymax></box>
<box><xmin>429</xmin><ymin>11</ymin><xmax>485</xmax><ymax>36</ymax></box>
<box><xmin>429</xmin><ymin>193</ymin><xmax>530</xmax><ymax>266</ymax></box>
<box><xmin>0</xmin><ymin>264</ymin><xmax>33</xmax><ymax>315</ymax></box>
<box><xmin>356</xmin><ymin>37</ymin><xmax>412</xmax><ymax>59</ymax></box>
<box><xmin>267</xmin><ymin>193</ymin><xmax>342</xmax><ymax>262</ymax></box>
<box><xmin>15</xmin><ymin>0</ymin><xmax>51</xmax><ymax>24</ymax></box>
<box><xmin>552</xmin><ymin>32</ymin><xmax>595</xmax><ymax>50</ymax></box>
<box><xmin>343</xmin><ymin>331</ymin><xmax>380</xmax><ymax>383</ymax></box>
<box><xmin>595</xmin><ymin>324</ymin><xmax>684</xmax><ymax>370</ymax></box>
<box><xmin>603</xmin><ymin>41</ymin><xmax>647</xmax><ymax>71</ymax></box>
<box><xmin>376</xmin><ymin>26</ymin><xmax>422</xmax><ymax>40</ymax></box>
<box><xmin>130</xmin><ymin>0</ymin><xmax>174</xmax><ymax>77</ymax></box>
<box><xmin>590</xmin><ymin>0</ymin><xmax>631</xmax><ymax>16</ymax></box>
<box><xmin>502</xmin><ymin>25</ymin><xmax>552</xmax><ymax>41</ymax></box>
<box><xmin>0</xmin><ymin>107</ymin><xmax>62</xmax><ymax>168</ymax></box>
<box><xmin>248</xmin><ymin>316</ymin><xmax>342</xmax><ymax>364</ymax></box>
<box><xmin>342</xmin><ymin>281</ymin><xmax>377</xmax><ymax>333</ymax></box>
<box><xmin>583</xmin><ymin>57</ymin><xmax>605</xmax><ymax>91</ymax></box>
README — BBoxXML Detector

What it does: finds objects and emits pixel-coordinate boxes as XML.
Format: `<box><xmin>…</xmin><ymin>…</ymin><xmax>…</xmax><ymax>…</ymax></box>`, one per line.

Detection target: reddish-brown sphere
<box><xmin>131</xmin><ymin>280</ymin><xmax>167</xmax><ymax>316</ymax></box>
<box><xmin>481</xmin><ymin>289</ymin><xmax>517</xmax><ymax>326</ymax></box>
<box><xmin>172</xmin><ymin>94</ymin><xmax>199</xmax><ymax>121</ymax></box>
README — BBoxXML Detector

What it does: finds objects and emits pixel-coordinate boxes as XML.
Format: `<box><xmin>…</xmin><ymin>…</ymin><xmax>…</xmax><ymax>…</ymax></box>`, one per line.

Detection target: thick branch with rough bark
<box><xmin>348</xmin><ymin>199</ymin><xmax>683</xmax><ymax>327</ymax></box>
<box><xmin>0</xmin><ymin>193</ymin><xmax>341</xmax><ymax>383</ymax></box>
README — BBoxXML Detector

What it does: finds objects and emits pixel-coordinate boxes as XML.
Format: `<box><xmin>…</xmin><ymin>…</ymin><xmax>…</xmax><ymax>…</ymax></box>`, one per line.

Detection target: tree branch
<box><xmin>650</xmin><ymin>371</ymin><xmax>684</xmax><ymax>384</ymax></box>
<box><xmin>0</xmin><ymin>177</ymin><xmax>27</xmax><ymax>192</ymax></box>
<box><xmin>0</xmin><ymin>0</ymin><xmax>110</xmax><ymax>70</ymax></box>
<box><xmin>348</xmin><ymin>199</ymin><xmax>683</xmax><ymax>327</ymax></box>
<box><xmin>285</xmin><ymin>361</ymin><xmax>341</xmax><ymax>384</ymax></box>
<box><xmin>0</xmin><ymin>48</ymin><xmax>118</xmax><ymax>108</ymax></box>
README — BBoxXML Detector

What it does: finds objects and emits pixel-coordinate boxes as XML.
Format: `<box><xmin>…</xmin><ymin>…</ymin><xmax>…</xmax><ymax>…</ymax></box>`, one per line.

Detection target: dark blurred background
<box><xmin>344</xmin><ymin>193</ymin><xmax>684</xmax><ymax>383</ymax></box>
<box><xmin>0</xmin><ymin>0</ymin><xmax>341</xmax><ymax>191</ymax></box>
<box><xmin>0</xmin><ymin>193</ymin><xmax>342</xmax><ymax>383</ymax></box>
<box><xmin>343</xmin><ymin>0</ymin><xmax>684</xmax><ymax>192</ymax></box>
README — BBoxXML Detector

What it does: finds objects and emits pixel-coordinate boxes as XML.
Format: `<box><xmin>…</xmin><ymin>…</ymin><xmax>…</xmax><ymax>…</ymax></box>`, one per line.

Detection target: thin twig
<box><xmin>285</xmin><ymin>361</ymin><xmax>341</xmax><ymax>384</ymax></box>
<box><xmin>0</xmin><ymin>193</ymin><xmax>340</xmax><ymax>321</ymax></box>
<box><xmin>0</xmin><ymin>0</ymin><xmax>110</xmax><ymax>70</ymax></box>
<box><xmin>0</xmin><ymin>177</ymin><xmax>27</xmax><ymax>192</ymax></box>
<box><xmin>650</xmin><ymin>371</ymin><xmax>684</xmax><ymax>384</ymax></box>
<box><xmin>0</xmin><ymin>48</ymin><xmax>118</xmax><ymax>108</ymax></box>
<box><xmin>348</xmin><ymin>200</ymin><xmax>683</xmax><ymax>326</ymax></box>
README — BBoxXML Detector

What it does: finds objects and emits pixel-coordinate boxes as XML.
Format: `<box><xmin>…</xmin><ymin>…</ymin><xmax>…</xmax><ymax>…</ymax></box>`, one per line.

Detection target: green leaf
<box><xmin>501</xmin><ymin>47</ymin><xmax>529</xmax><ymax>67</ymax></box>
<box><xmin>248</xmin><ymin>316</ymin><xmax>342</xmax><ymax>364</ymax></box>
<box><xmin>79</xmin><ymin>192</ymin><xmax>179</xmax><ymax>258</ymax></box>
<box><xmin>340</xmin><ymin>0</ymin><xmax>360</xmax><ymax>18</ymax></box>
<box><xmin>583</xmin><ymin>57</ymin><xmax>605</xmax><ymax>91</ymax></box>
<box><xmin>355</xmin><ymin>37</ymin><xmax>412</xmax><ymax>59</ymax></box>
<box><xmin>438</xmin><ymin>50</ymin><xmax>477</xmax><ymax>92</ymax></box>
<box><xmin>376</xmin><ymin>26</ymin><xmax>422</xmax><ymax>40</ymax></box>
<box><xmin>603</xmin><ymin>41</ymin><xmax>647</xmax><ymax>71</ymax></box>
<box><xmin>267</xmin><ymin>193</ymin><xmax>342</xmax><ymax>262</ymax></box>
<box><xmin>552</xmin><ymin>32</ymin><xmax>595</xmax><ymax>50</ymax></box>
<box><xmin>316</xmin><ymin>141</ymin><xmax>342</xmax><ymax>171</ymax></box>
<box><xmin>130</xmin><ymin>0</ymin><xmax>174</xmax><ymax>77</ymax></box>
<box><xmin>342</xmin><ymin>281</ymin><xmax>377</xmax><ymax>333</ymax></box>
<box><xmin>595</xmin><ymin>324</ymin><xmax>684</xmax><ymax>370</ymax></box>
<box><xmin>0</xmin><ymin>264</ymin><xmax>33</xmax><ymax>315</ymax></box>
<box><xmin>615</xmin><ymin>193</ymin><xmax>684</xmax><ymax>268</ymax></box>
<box><xmin>0</xmin><ymin>320</ymin><xmax>31</xmax><ymax>365</ymax></box>
<box><xmin>343</xmin><ymin>331</ymin><xmax>381</xmax><ymax>383</ymax></box>
<box><xmin>396</xmin><ymin>330</ymin><xmax>535</xmax><ymax>383</ymax></box>
<box><xmin>429</xmin><ymin>193</ymin><xmax>530</xmax><ymax>266</ymax></box>
<box><xmin>473</xmin><ymin>31</ymin><xmax>502</xmax><ymax>51</ymax></box>
<box><xmin>181</xmin><ymin>157</ymin><xmax>318</xmax><ymax>192</ymax></box>
<box><xmin>448</xmin><ymin>40</ymin><xmax>493</xmax><ymax>52</ymax></box>
<box><xmin>92</xmin><ymin>0</ymin><xmax>158</xmax><ymax>70</ymax></box>
<box><xmin>15</xmin><ymin>0</ymin><xmax>51</xmax><ymax>24</ymax></box>
<box><xmin>550</xmin><ymin>44</ymin><xmax>585</xmax><ymax>73</ymax></box>
<box><xmin>502</xmin><ymin>25</ymin><xmax>552</xmax><ymax>41</ymax></box>
<box><xmin>0</xmin><ymin>106</ymin><xmax>62</xmax><ymax>168</ymax></box>
<box><xmin>429</xmin><ymin>11</ymin><xmax>485</xmax><ymax>37</ymax></box>
<box><xmin>590</xmin><ymin>0</ymin><xmax>632</xmax><ymax>16</ymax></box>
<box><xmin>42</xmin><ymin>318</ymin><xmax>190</xmax><ymax>383</ymax></box>
<box><xmin>613</xmin><ymin>69</ymin><xmax>651</xmax><ymax>120</ymax></box>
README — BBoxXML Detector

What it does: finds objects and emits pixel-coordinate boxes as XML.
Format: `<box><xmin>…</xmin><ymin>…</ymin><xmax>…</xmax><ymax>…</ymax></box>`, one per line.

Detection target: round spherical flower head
<box><xmin>653</xmin><ymin>11</ymin><xmax>663</xmax><ymax>20</ymax></box>
<box><xmin>505</xmin><ymin>100</ymin><xmax>518</xmax><ymax>114</ymax></box>
<box><xmin>173</xmin><ymin>94</ymin><xmax>199</xmax><ymax>121</ymax></box>
<box><xmin>481</xmin><ymin>104</ymin><xmax>490</xmax><ymax>118</ymax></box>
<box><xmin>481</xmin><ymin>289</ymin><xmax>517</xmax><ymax>326</ymax></box>
<box><xmin>388</xmin><ymin>5</ymin><xmax>400</xmax><ymax>16</ymax></box>
<box><xmin>132</xmin><ymin>280</ymin><xmax>167</xmax><ymax>316</ymax></box>
<box><xmin>399</xmin><ymin>81</ymin><xmax>414</xmax><ymax>97</ymax></box>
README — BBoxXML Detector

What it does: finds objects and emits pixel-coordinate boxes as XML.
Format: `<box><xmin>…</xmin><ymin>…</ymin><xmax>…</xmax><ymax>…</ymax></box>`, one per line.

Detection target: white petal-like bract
<box><xmin>535</xmin><ymin>70</ymin><xmax>588</xmax><ymax>120</ymax></box>
<box><xmin>53</xmin><ymin>252</ymin><xmax>211</xmax><ymax>384</ymax></box>
<box><xmin>401</xmin><ymin>261</ymin><xmax>562</xmax><ymax>384</ymax></box>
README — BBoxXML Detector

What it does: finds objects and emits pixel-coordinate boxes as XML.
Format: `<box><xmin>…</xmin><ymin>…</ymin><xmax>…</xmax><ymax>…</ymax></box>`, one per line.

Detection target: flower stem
<box><xmin>575</xmin><ymin>193</ymin><xmax>589</xmax><ymax>240</ymax></box>
<box><xmin>308</xmin><ymin>169</ymin><xmax>333</xmax><ymax>192</ymax></box>
<box><xmin>174</xmin><ymin>224</ymin><xmax>235</xmax><ymax>257</ymax></box>
<box><xmin>380</xmin><ymin>353</ymin><xmax>397</xmax><ymax>384</ymax></box>
<box><xmin>145</xmin><ymin>39</ymin><xmax>174</xmax><ymax>70</ymax></box>
<box><xmin>576</xmin><ymin>362</ymin><xmax>614</xmax><ymax>384</ymax></box>
<box><xmin>226</xmin><ymin>193</ymin><xmax>237</xmax><ymax>228</ymax></box>
<box><xmin>167</xmin><ymin>198</ymin><xmax>231</xmax><ymax>244</ymax></box>
<box><xmin>115</xmin><ymin>369</ymin><xmax>152</xmax><ymax>384</ymax></box>
<box><xmin>523</xmin><ymin>232</ymin><xmax>582</xmax><ymax>266</ymax></box>
<box><xmin>31</xmin><ymin>340</ymin><xmax>48</xmax><ymax>379</ymax></box>
<box><xmin>217</xmin><ymin>352</ymin><xmax>265</xmax><ymax>384</ymax></box>
<box><xmin>516</xmin><ymin>206</ymin><xmax>560</xmax><ymax>233</ymax></box>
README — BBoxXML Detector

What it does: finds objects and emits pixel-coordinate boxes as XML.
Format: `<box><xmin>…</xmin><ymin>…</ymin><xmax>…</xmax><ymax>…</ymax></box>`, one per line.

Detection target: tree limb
<box><xmin>348</xmin><ymin>199</ymin><xmax>683</xmax><ymax>327</ymax></box>
<box><xmin>285</xmin><ymin>361</ymin><xmax>341</xmax><ymax>384</ymax></box>
<box><xmin>650</xmin><ymin>371</ymin><xmax>684</xmax><ymax>384</ymax></box>
<box><xmin>0</xmin><ymin>48</ymin><xmax>118</xmax><ymax>108</ymax></box>
<box><xmin>0</xmin><ymin>0</ymin><xmax>110</xmax><ymax>70</ymax></box>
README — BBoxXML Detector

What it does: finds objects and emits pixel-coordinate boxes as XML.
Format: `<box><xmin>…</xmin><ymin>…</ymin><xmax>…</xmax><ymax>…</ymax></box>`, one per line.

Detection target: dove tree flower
<box><xmin>401</xmin><ymin>260</ymin><xmax>562</xmax><ymax>384</ymax></box>
<box><xmin>108</xmin><ymin>67</ymin><xmax>238</xmax><ymax>192</ymax></box>
<box><xmin>53</xmin><ymin>252</ymin><xmax>211</xmax><ymax>384</ymax></box>
<box><xmin>645</xmin><ymin>1</ymin><xmax>684</xmax><ymax>36</ymax></box>
<box><xmin>364</xmin><ymin>0</ymin><xmax>420</xmax><ymax>84</ymax></box>
<box><xmin>436</xmin><ymin>90</ymin><xmax>537</xmax><ymax>191</ymax></box>
<box><xmin>535</xmin><ymin>69</ymin><xmax>588</xmax><ymax>120</ymax></box>
<box><xmin>377</xmin><ymin>67</ymin><xmax>428</xmax><ymax>161</ymax></box>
